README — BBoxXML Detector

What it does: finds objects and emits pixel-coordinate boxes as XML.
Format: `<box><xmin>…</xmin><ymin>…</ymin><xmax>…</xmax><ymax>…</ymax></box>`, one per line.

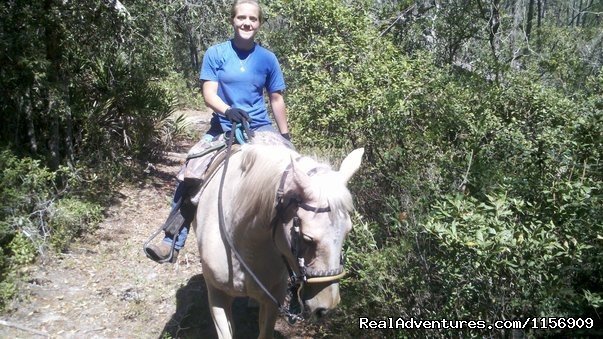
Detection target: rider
<box><xmin>145</xmin><ymin>0</ymin><xmax>290</xmax><ymax>263</ymax></box>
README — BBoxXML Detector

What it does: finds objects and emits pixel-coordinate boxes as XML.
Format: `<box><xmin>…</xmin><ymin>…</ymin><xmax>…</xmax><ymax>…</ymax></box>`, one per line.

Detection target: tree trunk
<box><xmin>47</xmin><ymin>97</ymin><xmax>60</xmax><ymax>170</ymax></box>
<box><xmin>44</xmin><ymin>0</ymin><xmax>74</xmax><ymax>169</ymax></box>
<box><xmin>510</xmin><ymin>0</ymin><xmax>525</xmax><ymax>69</ymax></box>
<box><xmin>577</xmin><ymin>0</ymin><xmax>583</xmax><ymax>26</ymax></box>
<box><xmin>537</xmin><ymin>0</ymin><xmax>547</xmax><ymax>26</ymax></box>
<box><xmin>25</xmin><ymin>100</ymin><xmax>38</xmax><ymax>155</ymax></box>
<box><xmin>570</xmin><ymin>0</ymin><xmax>576</xmax><ymax>26</ymax></box>
<box><xmin>526</xmin><ymin>0</ymin><xmax>535</xmax><ymax>43</ymax></box>
<box><xmin>489</xmin><ymin>0</ymin><xmax>501</xmax><ymax>81</ymax></box>
<box><xmin>582</xmin><ymin>0</ymin><xmax>594</xmax><ymax>27</ymax></box>
<box><xmin>64</xmin><ymin>97</ymin><xmax>74</xmax><ymax>168</ymax></box>
<box><xmin>188</xmin><ymin>31</ymin><xmax>199</xmax><ymax>72</ymax></box>
<box><xmin>44</xmin><ymin>0</ymin><xmax>61</xmax><ymax>169</ymax></box>
<box><xmin>18</xmin><ymin>89</ymin><xmax>38</xmax><ymax>154</ymax></box>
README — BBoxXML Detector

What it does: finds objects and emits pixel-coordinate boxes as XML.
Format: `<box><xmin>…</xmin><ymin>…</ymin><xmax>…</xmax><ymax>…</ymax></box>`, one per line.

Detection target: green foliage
<box><xmin>48</xmin><ymin>198</ymin><xmax>102</xmax><ymax>252</ymax></box>
<box><xmin>0</xmin><ymin>0</ymin><xmax>206</xmax><ymax>310</ymax></box>
<box><xmin>0</xmin><ymin>272</ymin><xmax>18</xmax><ymax>310</ymax></box>
<box><xmin>532</xmin><ymin>25</ymin><xmax>603</xmax><ymax>93</ymax></box>
<box><xmin>0</xmin><ymin>150</ymin><xmax>102</xmax><ymax>309</ymax></box>
<box><xmin>269</xmin><ymin>0</ymin><xmax>414</xmax><ymax>148</ymax></box>
<box><xmin>336</xmin><ymin>74</ymin><xmax>601</xmax><ymax>336</ymax></box>
<box><xmin>7</xmin><ymin>233</ymin><xmax>37</xmax><ymax>267</ymax></box>
<box><xmin>0</xmin><ymin>0</ymin><xmax>600</xmax><ymax>334</ymax></box>
<box><xmin>79</xmin><ymin>52</ymin><xmax>178</xmax><ymax>164</ymax></box>
<box><xmin>158</xmin><ymin>71</ymin><xmax>205</xmax><ymax>111</ymax></box>
<box><xmin>424</xmin><ymin>190</ymin><xmax>598</xmax><ymax>318</ymax></box>
<box><xmin>265</xmin><ymin>0</ymin><xmax>601</xmax><ymax>336</ymax></box>
<box><xmin>0</xmin><ymin>149</ymin><xmax>59</xmax><ymax>232</ymax></box>
<box><xmin>0</xmin><ymin>0</ymin><xmax>186</xmax><ymax>170</ymax></box>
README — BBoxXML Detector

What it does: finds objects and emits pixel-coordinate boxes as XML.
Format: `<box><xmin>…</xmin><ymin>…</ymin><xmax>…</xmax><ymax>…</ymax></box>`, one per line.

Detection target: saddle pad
<box><xmin>189</xmin><ymin>144</ymin><xmax>241</xmax><ymax>206</ymax></box>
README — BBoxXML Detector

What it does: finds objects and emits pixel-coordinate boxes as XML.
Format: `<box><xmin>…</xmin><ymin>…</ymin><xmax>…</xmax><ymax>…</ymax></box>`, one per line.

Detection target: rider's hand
<box><xmin>224</xmin><ymin>107</ymin><xmax>249</xmax><ymax>123</ymax></box>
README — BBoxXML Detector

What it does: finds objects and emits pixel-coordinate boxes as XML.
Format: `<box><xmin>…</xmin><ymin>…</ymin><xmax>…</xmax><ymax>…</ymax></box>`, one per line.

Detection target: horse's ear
<box><xmin>338</xmin><ymin>148</ymin><xmax>364</xmax><ymax>184</ymax></box>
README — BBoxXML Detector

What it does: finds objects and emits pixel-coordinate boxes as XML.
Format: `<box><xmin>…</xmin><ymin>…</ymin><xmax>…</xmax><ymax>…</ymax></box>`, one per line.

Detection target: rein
<box><xmin>217</xmin><ymin>123</ymin><xmax>297</xmax><ymax>320</ymax></box>
<box><xmin>217</xmin><ymin>125</ymin><xmax>344</xmax><ymax>323</ymax></box>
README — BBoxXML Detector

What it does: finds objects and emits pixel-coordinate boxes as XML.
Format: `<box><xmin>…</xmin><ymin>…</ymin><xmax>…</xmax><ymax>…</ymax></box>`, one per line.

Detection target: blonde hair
<box><xmin>231</xmin><ymin>0</ymin><xmax>264</xmax><ymax>23</ymax></box>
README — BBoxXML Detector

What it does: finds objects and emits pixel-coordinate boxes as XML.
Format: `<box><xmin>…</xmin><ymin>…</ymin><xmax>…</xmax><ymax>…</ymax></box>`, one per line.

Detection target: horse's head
<box><xmin>275</xmin><ymin>148</ymin><xmax>364</xmax><ymax>320</ymax></box>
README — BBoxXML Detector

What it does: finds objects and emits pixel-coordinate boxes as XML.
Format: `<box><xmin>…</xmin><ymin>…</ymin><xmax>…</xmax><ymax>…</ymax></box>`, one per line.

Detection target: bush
<box><xmin>333</xmin><ymin>77</ymin><xmax>602</xmax><ymax>336</ymax></box>
<box><xmin>0</xmin><ymin>150</ymin><xmax>103</xmax><ymax>309</ymax></box>
<box><xmin>48</xmin><ymin>198</ymin><xmax>102</xmax><ymax>252</ymax></box>
<box><xmin>266</xmin><ymin>1</ymin><xmax>601</xmax><ymax>336</ymax></box>
<box><xmin>424</xmin><ymin>190</ymin><xmax>598</xmax><ymax>319</ymax></box>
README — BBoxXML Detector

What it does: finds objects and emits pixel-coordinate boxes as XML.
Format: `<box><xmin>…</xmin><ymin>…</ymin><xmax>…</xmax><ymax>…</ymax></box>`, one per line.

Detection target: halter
<box><xmin>273</xmin><ymin>161</ymin><xmax>346</xmax><ymax>285</ymax></box>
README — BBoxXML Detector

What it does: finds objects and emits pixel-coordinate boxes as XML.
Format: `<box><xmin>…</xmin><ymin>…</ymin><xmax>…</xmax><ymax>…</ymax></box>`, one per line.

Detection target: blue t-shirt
<box><xmin>200</xmin><ymin>40</ymin><xmax>286</xmax><ymax>132</ymax></box>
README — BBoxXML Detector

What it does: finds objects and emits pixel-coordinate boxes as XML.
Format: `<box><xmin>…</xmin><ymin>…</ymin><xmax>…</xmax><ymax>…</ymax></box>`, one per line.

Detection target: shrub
<box><xmin>265</xmin><ymin>1</ymin><xmax>601</xmax><ymax>336</ymax></box>
<box><xmin>48</xmin><ymin>198</ymin><xmax>102</xmax><ymax>252</ymax></box>
<box><xmin>0</xmin><ymin>150</ymin><xmax>103</xmax><ymax>308</ymax></box>
<box><xmin>332</xmin><ymin>76</ymin><xmax>602</xmax><ymax>336</ymax></box>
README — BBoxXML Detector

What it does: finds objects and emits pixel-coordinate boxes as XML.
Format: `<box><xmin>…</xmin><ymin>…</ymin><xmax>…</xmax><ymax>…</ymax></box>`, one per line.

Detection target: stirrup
<box><xmin>143</xmin><ymin>208</ymin><xmax>182</xmax><ymax>263</ymax></box>
<box><xmin>143</xmin><ymin>239</ymin><xmax>177</xmax><ymax>264</ymax></box>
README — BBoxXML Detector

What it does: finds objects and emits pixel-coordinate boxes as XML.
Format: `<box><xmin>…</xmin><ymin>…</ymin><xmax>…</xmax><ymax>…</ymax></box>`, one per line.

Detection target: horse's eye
<box><xmin>302</xmin><ymin>234</ymin><xmax>313</xmax><ymax>244</ymax></box>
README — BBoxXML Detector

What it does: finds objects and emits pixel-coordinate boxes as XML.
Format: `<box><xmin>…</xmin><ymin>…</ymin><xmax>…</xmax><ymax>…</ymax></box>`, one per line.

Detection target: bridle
<box><xmin>289</xmin><ymin>216</ymin><xmax>346</xmax><ymax>284</ymax></box>
<box><xmin>217</xmin><ymin>126</ymin><xmax>346</xmax><ymax>323</ymax></box>
<box><xmin>272</xmin><ymin>161</ymin><xmax>346</xmax><ymax>285</ymax></box>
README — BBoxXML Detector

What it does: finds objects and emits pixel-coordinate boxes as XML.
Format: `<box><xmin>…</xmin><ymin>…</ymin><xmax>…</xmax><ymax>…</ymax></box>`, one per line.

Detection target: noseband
<box><xmin>273</xmin><ymin>161</ymin><xmax>346</xmax><ymax>285</ymax></box>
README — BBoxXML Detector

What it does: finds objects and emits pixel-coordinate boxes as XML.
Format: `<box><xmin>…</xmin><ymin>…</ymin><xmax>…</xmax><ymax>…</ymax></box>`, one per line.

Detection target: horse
<box><xmin>193</xmin><ymin>132</ymin><xmax>364</xmax><ymax>339</ymax></box>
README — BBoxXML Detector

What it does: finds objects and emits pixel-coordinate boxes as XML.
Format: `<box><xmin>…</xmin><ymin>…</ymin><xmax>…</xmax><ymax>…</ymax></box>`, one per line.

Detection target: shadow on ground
<box><xmin>161</xmin><ymin>274</ymin><xmax>288</xmax><ymax>339</ymax></box>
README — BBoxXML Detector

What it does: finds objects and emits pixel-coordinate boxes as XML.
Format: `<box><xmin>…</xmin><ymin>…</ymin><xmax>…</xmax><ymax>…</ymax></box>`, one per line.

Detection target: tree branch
<box><xmin>0</xmin><ymin>320</ymin><xmax>49</xmax><ymax>337</ymax></box>
<box><xmin>379</xmin><ymin>4</ymin><xmax>419</xmax><ymax>37</ymax></box>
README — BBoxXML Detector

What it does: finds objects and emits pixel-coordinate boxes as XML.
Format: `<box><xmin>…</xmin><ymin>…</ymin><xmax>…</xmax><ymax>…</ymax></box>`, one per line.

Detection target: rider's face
<box><xmin>231</xmin><ymin>3</ymin><xmax>261</xmax><ymax>42</ymax></box>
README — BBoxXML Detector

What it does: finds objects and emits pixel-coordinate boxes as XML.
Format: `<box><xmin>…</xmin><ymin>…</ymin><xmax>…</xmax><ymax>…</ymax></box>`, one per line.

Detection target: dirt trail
<box><xmin>0</xmin><ymin>110</ymin><xmax>315</xmax><ymax>338</ymax></box>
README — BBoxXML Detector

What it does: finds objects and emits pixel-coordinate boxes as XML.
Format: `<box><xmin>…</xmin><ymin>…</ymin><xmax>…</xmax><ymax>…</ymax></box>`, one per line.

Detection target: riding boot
<box><xmin>145</xmin><ymin>242</ymin><xmax>179</xmax><ymax>263</ymax></box>
<box><xmin>144</xmin><ymin>183</ymin><xmax>196</xmax><ymax>263</ymax></box>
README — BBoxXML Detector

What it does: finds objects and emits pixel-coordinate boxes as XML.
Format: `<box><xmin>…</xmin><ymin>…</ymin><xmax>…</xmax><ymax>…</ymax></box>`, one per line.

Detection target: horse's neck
<box><xmin>231</xmin><ymin>220</ymin><xmax>281</xmax><ymax>272</ymax></box>
<box><xmin>232</xmin><ymin>215</ymin><xmax>273</xmax><ymax>246</ymax></box>
<box><xmin>226</xmin><ymin>144</ymin><xmax>289</xmax><ymax>262</ymax></box>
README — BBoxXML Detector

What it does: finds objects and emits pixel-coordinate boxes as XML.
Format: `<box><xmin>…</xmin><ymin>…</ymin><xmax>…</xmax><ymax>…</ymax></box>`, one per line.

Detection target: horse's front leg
<box><xmin>207</xmin><ymin>284</ymin><xmax>235</xmax><ymax>339</ymax></box>
<box><xmin>258</xmin><ymin>300</ymin><xmax>278</xmax><ymax>339</ymax></box>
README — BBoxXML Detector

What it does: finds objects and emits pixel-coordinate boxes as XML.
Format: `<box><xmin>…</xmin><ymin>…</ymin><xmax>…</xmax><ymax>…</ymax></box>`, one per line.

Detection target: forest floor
<box><xmin>0</xmin><ymin>110</ymin><xmax>317</xmax><ymax>338</ymax></box>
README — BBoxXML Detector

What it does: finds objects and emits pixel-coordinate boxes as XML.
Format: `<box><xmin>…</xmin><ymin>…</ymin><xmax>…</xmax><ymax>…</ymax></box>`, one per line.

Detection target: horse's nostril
<box><xmin>314</xmin><ymin>307</ymin><xmax>328</xmax><ymax>319</ymax></box>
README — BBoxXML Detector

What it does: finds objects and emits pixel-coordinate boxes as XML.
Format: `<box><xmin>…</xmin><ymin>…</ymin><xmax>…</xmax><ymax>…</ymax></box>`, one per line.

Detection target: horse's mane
<box><xmin>236</xmin><ymin>143</ymin><xmax>295</xmax><ymax>225</ymax></box>
<box><xmin>235</xmin><ymin>140</ymin><xmax>354</xmax><ymax>228</ymax></box>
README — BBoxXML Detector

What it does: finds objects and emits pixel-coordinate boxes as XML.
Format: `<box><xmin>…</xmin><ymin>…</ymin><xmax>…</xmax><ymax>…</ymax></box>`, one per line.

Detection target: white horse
<box><xmin>194</xmin><ymin>134</ymin><xmax>363</xmax><ymax>339</ymax></box>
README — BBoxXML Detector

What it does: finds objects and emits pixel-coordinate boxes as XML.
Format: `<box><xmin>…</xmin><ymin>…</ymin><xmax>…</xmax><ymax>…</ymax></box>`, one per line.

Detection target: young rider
<box><xmin>145</xmin><ymin>0</ymin><xmax>290</xmax><ymax>263</ymax></box>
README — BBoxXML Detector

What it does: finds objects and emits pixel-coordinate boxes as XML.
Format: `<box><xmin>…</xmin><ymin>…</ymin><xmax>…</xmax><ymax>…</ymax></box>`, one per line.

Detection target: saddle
<box><xmin>144</xmin><ymin>130</ymin><xmax>292</xmax><ymax>262</ymax></box>
<box><xmin>177</xmin><ymin>135</ymin><xmax>241</xmax><ymax>206</ymax></box>
<box><xmin>143</xmin><ymin>135</ymin><xmax>240</xmax><ymax>259</ymax></box>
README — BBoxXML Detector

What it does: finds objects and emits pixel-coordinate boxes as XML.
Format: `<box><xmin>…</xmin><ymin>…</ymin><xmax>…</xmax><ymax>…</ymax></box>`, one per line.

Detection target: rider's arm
<box><xmin>270</xmin><ymin>91</ymin><xmax>288</xmax><ymax>134</ymax></box>
<box><xmin>202</xmin><ymin>80</ymin><xmax>230</xmax><ymax>116</ymax></box>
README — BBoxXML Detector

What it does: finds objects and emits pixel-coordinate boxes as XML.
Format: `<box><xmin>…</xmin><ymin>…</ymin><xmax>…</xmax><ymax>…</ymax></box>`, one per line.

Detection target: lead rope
<box><xmin>217</xmin><ymin>122</ymin><xmax>303</xmax><ymax>323</ymax></box>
